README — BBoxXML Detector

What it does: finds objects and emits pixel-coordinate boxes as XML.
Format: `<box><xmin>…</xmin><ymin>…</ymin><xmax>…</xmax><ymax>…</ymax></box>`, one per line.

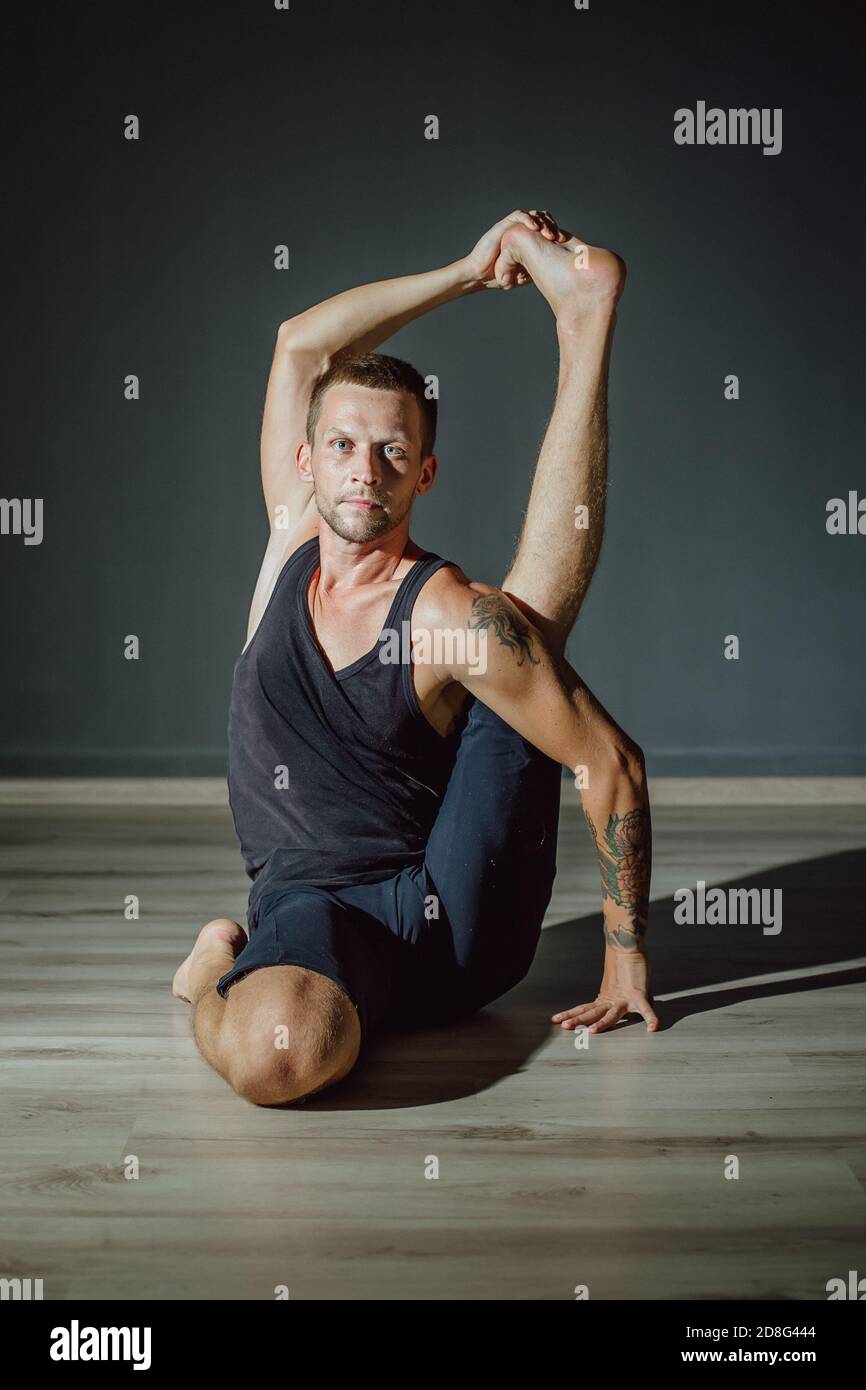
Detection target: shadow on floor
<box><xmin>317</xmin><ymin>847</ymin><xmax>866</xmax><ymax>1110</ymax></box>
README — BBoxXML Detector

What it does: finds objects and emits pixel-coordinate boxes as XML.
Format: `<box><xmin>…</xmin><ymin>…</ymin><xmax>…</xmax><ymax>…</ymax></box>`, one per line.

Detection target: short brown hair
<box><xmin>306</xmin><ymin>350</ymin><xmax>437</xmax><ymax>460</ymax></box>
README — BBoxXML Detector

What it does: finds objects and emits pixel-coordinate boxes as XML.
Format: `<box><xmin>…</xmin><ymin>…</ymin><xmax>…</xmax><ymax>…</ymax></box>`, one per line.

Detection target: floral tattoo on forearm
<box><xmin>584</xmin><ymin>807</ymin><xmax>651</xmax><ymax>950</ymax></box>
<box><xmin>468</xmin><ymin>593</ymin><xmax>540</xmax><ymax>666</ymax></box>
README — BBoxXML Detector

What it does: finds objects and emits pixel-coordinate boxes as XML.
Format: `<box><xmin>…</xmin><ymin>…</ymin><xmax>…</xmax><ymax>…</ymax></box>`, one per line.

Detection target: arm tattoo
<box><xmin>583</xmin><ymin>805</ymin><xmax>651</xmax><ymax>951</ymax></box>
<box><xmin>468</xmin><ymin>593</ymin><xmax>540</xmax><ymax>666</ymax></box>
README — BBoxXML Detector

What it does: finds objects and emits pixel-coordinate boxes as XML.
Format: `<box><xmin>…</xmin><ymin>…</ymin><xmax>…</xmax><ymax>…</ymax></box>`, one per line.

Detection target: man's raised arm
<box><xmin>259</xmin><ymin>209</ymin><xmax>553</xmax><ymax>528</ymax></box>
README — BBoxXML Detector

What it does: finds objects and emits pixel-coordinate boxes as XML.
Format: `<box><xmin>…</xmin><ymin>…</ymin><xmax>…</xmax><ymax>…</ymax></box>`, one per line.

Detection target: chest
<box><xmin>306</xmin><ymin>570</ymin><xmax>400</xmax><ymax>674</ymax></box>
<box><xmin>300</xmin><ymin>558</ymin><xmax>469</xmax><ymax>738</ymax></box>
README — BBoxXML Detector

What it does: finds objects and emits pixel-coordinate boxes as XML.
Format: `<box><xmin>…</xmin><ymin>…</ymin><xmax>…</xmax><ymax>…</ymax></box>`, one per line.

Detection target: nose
<box><xmin>349</xmin><ymin>446</ymin><xmax>382</xmax><ymax>486</ymax></box>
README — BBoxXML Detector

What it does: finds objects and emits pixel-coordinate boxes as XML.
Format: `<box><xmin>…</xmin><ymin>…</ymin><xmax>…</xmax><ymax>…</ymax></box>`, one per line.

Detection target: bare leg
<box><xmin>498</xmin><ymin>224</ymin><xmax>625</xmax><ymax>652</ymax></box>
<box><xmin>173</xmin><ymin>919</ymin><xmax>361</xmax><ymax>1105</ymax></box>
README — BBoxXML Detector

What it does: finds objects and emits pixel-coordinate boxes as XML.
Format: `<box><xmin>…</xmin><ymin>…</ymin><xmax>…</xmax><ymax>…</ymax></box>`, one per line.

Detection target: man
<box><xmin>173</xmin><ymin>209</ymin><xmax>658</xmax><ymax>1106</ymax></box>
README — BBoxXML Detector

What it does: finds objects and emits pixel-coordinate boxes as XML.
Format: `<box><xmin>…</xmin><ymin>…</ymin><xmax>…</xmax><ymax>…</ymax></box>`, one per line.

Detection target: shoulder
<box><xmin>412</xmin><ymin>562</ymin><xmax>549</xmax><ymax>679</ymax></box>
<box><xmin>413</xmin><ymin>564</ymin><xmax>528</xmax><ymax>645</ymax></box>
<box><xmin>417</xmin><ymin>564</ymin><xmax>478</xmax><ymax>619</ymax></box>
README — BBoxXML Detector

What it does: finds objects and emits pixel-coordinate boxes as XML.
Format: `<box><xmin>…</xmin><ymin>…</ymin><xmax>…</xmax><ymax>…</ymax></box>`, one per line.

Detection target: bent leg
<box><xmin>175</xmin><ymin>901</ymin><xmax>372</xmax><ymax>1105</ymax></box>
<box><xmin>415</xmin><ymin>698</ymin><xmax>562</xmax><ymax>1019</ymax></box>
<box><xmin>194</xmin><ymin>965</ymin><xmax>361</xmax><ymax>1106</ymax></box>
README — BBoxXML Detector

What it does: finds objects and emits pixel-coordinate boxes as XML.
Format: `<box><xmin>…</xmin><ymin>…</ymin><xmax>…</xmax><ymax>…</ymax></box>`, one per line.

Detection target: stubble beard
<box><xmin>315</xmin><ymin>489</ymin><xmax>413</xmax><ymax>543</ymax></box>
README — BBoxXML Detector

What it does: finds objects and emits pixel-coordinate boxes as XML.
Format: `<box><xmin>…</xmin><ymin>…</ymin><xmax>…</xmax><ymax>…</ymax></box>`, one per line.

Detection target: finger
<box><xmin>536</xmin><ymin>211</ymin><xmax>579</xmax><ymax>246</ymax></box>
<box><xmin>487</xmin><ymin>212</ymin><xmax>539</xmax><ymax>261</ymax></box>
<box><xmin>559</xmin><ymin>1006</ymin><xmax>607</xmax><ymax>1028</ymax></box>
<box><xmin>530</xmin><ymin>209</ymin><xmax>561</xmax><ymax>240</ymax></box>
<box><xmin>634</xmin><ymin>998</ymin><xmax>661</xmax><ymax>1032</ymax></box>
<box><xmin>493</xmin><ymin>244</ymin><xmax>523</xmax><ymax>288</ymax></box>
<box><xmin>588</xmin><ymin>1005</ymin><xmax>625</xmax><ymax>1034</ymax></box>
<box><xmin>553</xmin><ymin>1000</ymin><xmax>606</xmax><ymax>1023</ymax></box>
<box><xmin>514</xmin><ymin>208</ymin><xmax>543</xmax><ymax>230</ymax></box>
<box><xmin>529</xmin><ymin>208</ymin><xmax>552</xmax><ymax>237</ymax></box>
<box><xmin>588</xmin><ymin>1005</ymin><xmax>624</xmax><ymax>1033</ymax></box>
<box><xmin>546</xmin><ymin>219</ymin><xmax>570</xmax><ymax>244</ymax></box>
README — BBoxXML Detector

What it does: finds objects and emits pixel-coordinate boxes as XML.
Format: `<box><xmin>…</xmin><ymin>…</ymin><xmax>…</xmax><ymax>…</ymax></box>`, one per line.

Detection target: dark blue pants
<box><xmin>216</xmin><ymin>699</ymin><xmax>562</xmax><ymax>1039</ymax></box>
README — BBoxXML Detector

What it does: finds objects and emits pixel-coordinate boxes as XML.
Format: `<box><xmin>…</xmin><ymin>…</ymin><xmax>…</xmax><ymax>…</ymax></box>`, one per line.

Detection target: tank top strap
<box><xmin>391</xmin><ymin>551</ymin><xmax>456</xmax><ymax>625</ymax></box>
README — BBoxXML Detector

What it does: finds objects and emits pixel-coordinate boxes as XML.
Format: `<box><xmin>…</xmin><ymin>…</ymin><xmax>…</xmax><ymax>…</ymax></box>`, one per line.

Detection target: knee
<box><xmin>226</xmin><ymin>988</ymin><xmax>361</xmax><ymax>1107</ymax></box>
<box><xmin>230</xmin><ymin>1045</ymin><xmax>320</xmax><ymax>1106</ymax></box>
<box><xmin>230</xmin><ymin>1027</ymin><xmax>357</xmax><ymax>1106</ymax></box>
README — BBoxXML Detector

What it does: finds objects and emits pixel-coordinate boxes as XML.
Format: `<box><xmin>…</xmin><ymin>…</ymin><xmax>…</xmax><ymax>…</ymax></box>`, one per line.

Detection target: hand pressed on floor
<box><xmin>552</xmin><ymin>944</ymin><xmax>660</xmax><ymax>1034</ymax></box>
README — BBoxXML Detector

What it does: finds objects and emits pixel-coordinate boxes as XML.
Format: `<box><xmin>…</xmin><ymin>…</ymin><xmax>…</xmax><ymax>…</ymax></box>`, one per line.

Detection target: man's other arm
<box><xmin>419</xmin><ymin>575</ymin><xmax>656</xmax><ymax>1030</ymax></box>
<box><xmin>260</xmin><ymin>210</ymin><xmax>548</xmax><ymax>528</ymax></box>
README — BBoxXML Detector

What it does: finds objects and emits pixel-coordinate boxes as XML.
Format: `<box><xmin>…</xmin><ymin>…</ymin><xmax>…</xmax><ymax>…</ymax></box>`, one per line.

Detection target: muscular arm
<box><xmin>261</xmin><ymin>262</ymin><xmax>480</xmax><ymax>528</ymax></box>
<box><xmin>426</xmin><ymin>579</ymin><xmax>651</xmax><ymax>956</ymax></box>
<box><xmin>260</xmin><ymin>209</ymin><xmax>547</xmax><ymax>528</ymax></box>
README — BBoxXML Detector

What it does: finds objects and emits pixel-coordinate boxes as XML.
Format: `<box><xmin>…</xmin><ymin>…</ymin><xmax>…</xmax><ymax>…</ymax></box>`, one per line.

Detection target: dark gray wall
<box><xmin>3</xmin><ymin>0</ymin><xmax>864</xmax><ymax>775</ymax></box>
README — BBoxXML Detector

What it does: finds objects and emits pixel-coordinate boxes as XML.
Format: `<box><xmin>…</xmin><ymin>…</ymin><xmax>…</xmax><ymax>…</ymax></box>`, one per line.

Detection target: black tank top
<box><xmin>228</xmin><ymin>537</ymin><xmax>463</xmax><ymax>925</ymax></box>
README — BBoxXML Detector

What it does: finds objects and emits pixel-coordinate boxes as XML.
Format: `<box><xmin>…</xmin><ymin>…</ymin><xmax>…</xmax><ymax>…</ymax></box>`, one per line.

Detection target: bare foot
<box><xmin>493</xmin><ymin>223</ymin><xmax>625</xmax><ymax>316</ymax></box>
<box><xmin>172</xmin><ymin>917</ymin><xmax>247</xmax><ymax>1004</ymax></box>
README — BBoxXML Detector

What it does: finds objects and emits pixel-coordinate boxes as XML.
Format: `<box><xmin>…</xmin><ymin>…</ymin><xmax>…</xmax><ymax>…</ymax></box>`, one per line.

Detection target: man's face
<box><xmin>303</xmin><ymin>384</ymin><xmax>436</xmax><ymax>542</ymax></box>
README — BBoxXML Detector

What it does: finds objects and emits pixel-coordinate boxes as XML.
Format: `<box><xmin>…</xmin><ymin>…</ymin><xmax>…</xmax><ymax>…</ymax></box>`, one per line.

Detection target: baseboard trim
<box><xmin>576</xmin><ymin>778</ymin><xmax>866</xmax><ymax>806</ymax></box>
<box><xmin>0</xmin><ymin>778</ymin><xmax>230</xmax><ymax>806</ymax></box>
<box><xmin>0</xmin><ymin>776</ymin><xmax>864</xmax><ymax>807</ymax></box>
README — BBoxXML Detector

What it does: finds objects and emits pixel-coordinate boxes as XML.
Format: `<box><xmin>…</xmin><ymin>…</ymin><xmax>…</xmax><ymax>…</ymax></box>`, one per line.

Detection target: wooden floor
<box><xmin>1</xmin><ymin>797</ymin><xmax>864</xmax><ymax>1301</ymax></box>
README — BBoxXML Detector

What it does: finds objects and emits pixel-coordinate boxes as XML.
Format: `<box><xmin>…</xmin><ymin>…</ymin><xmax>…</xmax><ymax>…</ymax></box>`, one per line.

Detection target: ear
<box><xmin>415</xmin><ymin>453</ymin><xmax>438</xmax><ymax>495</ymax></box>
<box><xmin>297</xmin><ymin>440</ymin><xmax>314</xmax><ymax>484</ymax></box>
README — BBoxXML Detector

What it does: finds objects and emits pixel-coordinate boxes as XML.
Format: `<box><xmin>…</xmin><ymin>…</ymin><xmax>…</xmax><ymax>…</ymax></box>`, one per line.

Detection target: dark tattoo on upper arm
<box><xmin>468</xmin><ymin>593</ymin><xmax>540</xmax><ymax>666</ymax></box>
<box><xmin>583</xmin><ymin>805</ymin><xmax>652</xmax><ymax>950</ymax></box>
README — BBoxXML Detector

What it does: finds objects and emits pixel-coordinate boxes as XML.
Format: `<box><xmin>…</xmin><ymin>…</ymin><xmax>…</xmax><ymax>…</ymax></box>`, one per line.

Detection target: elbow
<box><xmin>275</xmin><ymin>319</ymin><xmax>329</xmax><ymax>376</ymax></box>
<box><xmin>275</xmin><ymin>318</ymin><xmax>302</xmax><ymax>352</ymax></box>
<box><xmin>620</xmin><ymin>737</ymin><xmax>646</xmax><ymax>785</ymax></box>
<box><xmin>599</xmin><ymin>736</ymin><xmax>646</xmax><ymax>796</ymax></box>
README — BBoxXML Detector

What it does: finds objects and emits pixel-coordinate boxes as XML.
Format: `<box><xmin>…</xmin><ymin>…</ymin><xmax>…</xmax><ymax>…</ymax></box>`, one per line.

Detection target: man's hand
<box><xmin>552</xmin><ymin>946</ymin><xmax>660</xmax><ymax>1034</ymax></box>
<box><xmin>493</xmin><ymin>222</ymin><xmax>626</xmax><ymax>313</ymax></box>
<box><xmin>463</xmin><ymin>208</ymin><xmax>567</xmax><ymax>288</ymax></box>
